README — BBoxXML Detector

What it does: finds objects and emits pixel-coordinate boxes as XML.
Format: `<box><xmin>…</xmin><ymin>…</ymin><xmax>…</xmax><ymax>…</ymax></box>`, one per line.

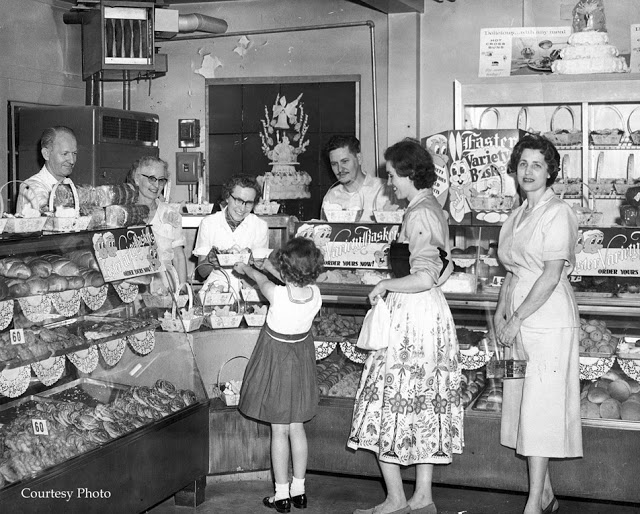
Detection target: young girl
<box><xmin>234</xmin><ymin>237</ymin><xmax>324</xmax><ymax>513</ymax></box>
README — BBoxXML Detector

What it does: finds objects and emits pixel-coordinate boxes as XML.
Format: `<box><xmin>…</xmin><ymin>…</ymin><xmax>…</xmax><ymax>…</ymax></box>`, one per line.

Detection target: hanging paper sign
<box><xmin>574</xmin><ymin>227</ymin><xmax>640</xmax><ymax>276</ymax></box>
<box><xmin>294</xmin><ymin>222</ymin><xmax>400</xmax><ymax>269</ymax></box>
<box><xmin>92</xmin><ymin>226</ymin><xmax>164</xmax><ymax>282</ymax></box>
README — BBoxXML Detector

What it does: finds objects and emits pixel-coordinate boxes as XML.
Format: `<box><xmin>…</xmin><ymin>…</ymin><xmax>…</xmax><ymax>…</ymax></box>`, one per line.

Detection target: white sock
<box><xmin>290</xmin><ymin>476</ymin><xmax>305</xmax><ymax>496</ymax></box>
<box><xmin>274</xmin><ymin>482</ymin><xmax>290</xmax><ymax>501</ymax></box>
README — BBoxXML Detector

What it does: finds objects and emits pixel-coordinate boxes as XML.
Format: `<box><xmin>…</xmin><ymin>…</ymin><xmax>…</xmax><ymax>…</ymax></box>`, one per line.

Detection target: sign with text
<box><xmin>574</xmin><ymin>227</ymin><xmax>640</xmax><ymax>276</ymax></box>
<box><xmin>92</xmin><ymin>226</ymin><xmax>163</xmax><ymax>282</ymax></box>
<box><xmin>423</xmin><ymin>130</ymin><xmax>521</xmax><ymax>225</ymax></box>
<box><xmin>294</xmin><ymin>222</ymin><xmax>400</xmax><ymax>269</ymax></box>
<box><xmin>479</xmin><ymin>26</ymin><xmax>571</xmax><ymax>77</ymax></box>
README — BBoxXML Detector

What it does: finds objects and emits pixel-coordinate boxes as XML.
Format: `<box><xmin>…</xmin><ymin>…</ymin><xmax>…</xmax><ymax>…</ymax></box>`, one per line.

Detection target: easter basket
<box><xmin>477</xmin><ymin>107</ymin><xmax>500</xmax><ymax>129</ymax></box>
<box><xmin>628</xmin><ymin>106</ymin><xmax>640</xmax><ymax>146</ymax></box>
<box><xmin>590</xmin><ymin>105</ymin><xmax>625</xmax><ymax>146</ymax></box>
<box><xmin>324</xmin><ymin>209</ymin><xmax>363</xmax><ymax>223</ymax></box>
<box><xmin>215</xmin><ymin>355</ymin><xmax>249</xmax><ymax>406</ymax></box>
<box><xmin>193</xmin><ymin>263</ymin><xmax>235</xmax><ymax>306</ymax></box>
<box><xmin>205</xmin><ymin>289</ymin><xmax>243</xmax><ymax>329</ymax></box>
<box><xmin>543</xmin><ymin>105</ymin><xmax>582</xmax><ymax>146</ymax></box>
<box><xmin>0</xmin><ymin>181</ymin><xmax>47</xmax><ymax>233</ymax></box>
<box><xmin>45</xmin><ymin>180</ymin><xmax>92</xmax><ymax>232</ymax></box>
<box><xmin>159</xmin><ymin>283</ymin><xmax>204</xmax><ymax>333</ymax></box>
<box><xmin>185</xmin><ymin>202</ymin><xmax>214</xmax><ymax>215</ymax></box>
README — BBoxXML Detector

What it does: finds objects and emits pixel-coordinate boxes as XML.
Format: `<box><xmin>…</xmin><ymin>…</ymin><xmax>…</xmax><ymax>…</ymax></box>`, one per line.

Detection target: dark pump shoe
<box><xmin>291</xmin><ymin>493</ymin><xmax>308</xmax><ymax>509</ymax></box>
<box><xmin>263</xmin><ymin>496</ymin><xmax>291</xmax><ymax>513</ymax></box>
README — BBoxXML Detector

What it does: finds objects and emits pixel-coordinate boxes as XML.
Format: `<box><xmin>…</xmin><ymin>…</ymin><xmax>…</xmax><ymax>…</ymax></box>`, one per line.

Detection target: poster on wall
<box><xmin>631</xmin><ymin>24</ymin><xmax>640</xmax><ymax>73</ymax></box>
<box><xmin>479</xmin><ymin>26</ymin><xmax>571</xmax><ymax>77</ymax></box>
<box><xmin>423</xmin><ymin>129</ymin><xmax>522</xmax><ymax>225</ymax></box>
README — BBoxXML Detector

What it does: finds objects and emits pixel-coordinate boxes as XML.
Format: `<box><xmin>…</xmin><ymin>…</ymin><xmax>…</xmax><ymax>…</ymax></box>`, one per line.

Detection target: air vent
<box><xmin>101</xmin><ymin>115</ymin><xmax>158</xmax><ymax>146</ymax></box>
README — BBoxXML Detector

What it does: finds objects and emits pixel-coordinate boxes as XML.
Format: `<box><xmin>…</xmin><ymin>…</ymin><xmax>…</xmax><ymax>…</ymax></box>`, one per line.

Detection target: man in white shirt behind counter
<box><xmin>16</xmin><ymin>126</ymin><xmax>78</xmax><ymax>215</ymax></box>
<box><xmin>321</xmin><ymin>135</ymin><xmax>399</xmax><ymax>222</ymax></box>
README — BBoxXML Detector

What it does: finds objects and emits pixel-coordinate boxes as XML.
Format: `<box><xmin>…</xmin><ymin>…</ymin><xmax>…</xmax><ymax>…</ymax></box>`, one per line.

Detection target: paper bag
<box><xmin>356</xmin><ymin>298</ymin><xmax>397</xmax><ymax>351</ymax></box>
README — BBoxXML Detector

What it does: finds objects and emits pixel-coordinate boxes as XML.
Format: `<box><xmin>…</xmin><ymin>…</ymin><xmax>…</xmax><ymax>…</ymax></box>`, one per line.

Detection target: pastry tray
<box><xmin>0</xmin><ymin>395</ymin><xmax>48</xmax><ymax>426</ymax></box>
<box><xmin>38</xmin><ymin>377</ymin><xmax>130</xmax><ymax>407</ymax></box>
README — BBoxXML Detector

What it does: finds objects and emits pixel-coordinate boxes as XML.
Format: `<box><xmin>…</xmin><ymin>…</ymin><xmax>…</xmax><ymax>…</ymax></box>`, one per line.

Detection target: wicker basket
<box><xmin>477</xmin><ymin>107</ymin><xmax>500</xmax><ymax>129</ymax></box>
<box><xmin>159</xmin><ymin>283</ymin><xmax>204</xmax><ymax>333</ymax></box>
<box><xmin>185</xmin><ymin>203</ymin><xmax>214</xmax><ymax>215</ymax></box>
<box><xmin>46</xmin><ymin>180</ymin><xmax>92</xmax><ymax>232</ymax></box>
<box><xmin>628</xmin><ymin>106</ymin><xmax>640</xmax><ymax>145</ymax></box>
<box><xmin>216</xmin><ymin>252</ymin><xmax>251</xmax><ymax>267</ymax></box>
<box><xmin>543</xmin><ymin>105</ymin><xmax>582</xmax><ymax>146</ymax></box>
<box><xmin>325</xmin><ymin>209</ymin><xmax>363</xmax><ymax>223</ymax></box>
<box><xmin>373</xmin><ymin>210</ymin><xmax>404</xmax><ymax>224</ymax></box>
<box><xmin>0</xmin><ymin>180</ymin><xmax>47</xmax><ymax>233</ymax></box>
<box><xmin>216</xmin><ymin>355</ymin><xmax>249</xmax><ymax>406</ymax></box>
<box><xmin>590</xmin><ymin>105</ymin><xmax>625</xmax><ymax>146</ymax></box>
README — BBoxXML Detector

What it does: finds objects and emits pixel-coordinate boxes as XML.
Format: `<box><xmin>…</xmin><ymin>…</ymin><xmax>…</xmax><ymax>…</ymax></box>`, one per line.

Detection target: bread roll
<box><xmin>621</xmin><ymin>400</ymin><xmax>640</xmax><ymax>421</ymax></box>
<box><xmin>81</xmin><ymin>270</ymin><xmax>105</xmax><ymax>287</ymax></box>
<box><xmin>0</xmin><ymin>258</ymin><xmax>32</xmax><ymax>279</ymax></box>
<box><xmin>49</xmin><ymin>259</ymin><xmax>81</xmax><ymax>277</ymax></box>
<box><xmin>7</xmin><ymin>278</ymin><xmax>30</xmax><ymax>297</ymax></box>
<box><xmin>27</xmin><ymin>259</ymin><xmax>53</xmax><ymax>278</ymax></box>
<box><xmin>68</xmin><ymin>250</ymin><xmax>100</xmax><ymax>271</ymax></box>
<box><xmin>587</xmin><ymin>387</ymin><xmax>609</xmax><ymax>404</ymax></box>
<box><xmin>46</xmin><ymin>274</ymin><xmax>69</xmax><ymax>292</ymax></box>
<box><xmin>609</xmin><ymin>380</ymin><xmax>631</xmax><ymax>402</ymax></box>
<box><xmin>25</xmin><ymin>277</ymin><xmax>49</xmax><ymax>295</ymax></box>
<box><xmin>66</xmin><ymin>276</ymin><xmax>85</xmax><ymax>290</ymax></box>
<box><xmin>599</xmin><ymin>398</ymin><xmax>621</xmax><ymax>419</ymax></box>
<box><xmin>105</xmin><ymin>205</ymin><xmax>149</xmax><ymax>227</ymax></box>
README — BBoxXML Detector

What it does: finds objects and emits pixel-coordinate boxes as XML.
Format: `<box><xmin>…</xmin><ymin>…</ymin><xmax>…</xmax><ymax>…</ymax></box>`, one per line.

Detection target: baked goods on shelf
<box><xmin>553</xmin><ymin>31</ymin><xmax>628</xmax><ymax>75</ymax></box>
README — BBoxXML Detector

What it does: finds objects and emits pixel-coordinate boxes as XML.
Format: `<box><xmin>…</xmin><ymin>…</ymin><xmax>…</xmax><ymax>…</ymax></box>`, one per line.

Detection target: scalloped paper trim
<box><xmin>17</xmin><ymin>294</ymin><xmax>52</xmax><ymax>323</ymax></box>
<box><xmin>31</xmin><ymin>356</ymin><xmax>65</xmax><ymax>386</ymax></box>
<box><xmin>0</xmin><ymin>365</ymin><xmax>31</xmax><ymax>398</ymax></box>
<box><xmin>50</xmin><ymin>289</ymin><xmax>81</xmax><ymax>317</ymax></box>
<box><xmin>579</xmin><ymin>356</ymin><xmax>615</xmax><ymax>381</ymax></box>
<box><xmin>67</xmin><ymin>346</ymin><xmax>99</xmax><ymax>373</ymax></box>
<box><xmin>0</xmin><ymin>299</ymin><xmax>14</xmax><ymax>330</ymax></box>
<box><xmin>126</xmin><ymin>330</ymin><xmax>155</xmax><ymax>355</ymax></box>
<box><xmin>113</xmin><ymin>282</ymin><xmax>139</xmax><ymax>304</ymax></box>
<box><xmin>99</xmin><ymin>338</ymin><xmax>126</xmax><ymax>366</ymax></box>
<box><xmin>617</xmin><ymin>357</ymin><xmax>640</xmax><ymax>382</ymax></box>
<box><xmin>459</xmin><ymin>349</ymin><xmax>494</xmax><ymax>370</ymax></box>
<box><xmin>81</xmin><ymin>285</ymin><xmax>108</xmax><ymax>311</ymax></box>
<box><xmin>339</xmin><ymin>341</ymin><xmax>368</xmax><ymax>364</ymax></box>
<box><xmin>314</xmin><ymin>341</ymin><xmax>337</xmax><ymax>361</ymax></box>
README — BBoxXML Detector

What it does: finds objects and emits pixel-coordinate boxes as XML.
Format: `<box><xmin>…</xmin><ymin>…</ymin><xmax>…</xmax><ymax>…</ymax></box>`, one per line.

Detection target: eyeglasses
<box><xmin>229</xmin><ymin>193</ymin><xmax>255</xmax><ymax>208</ymax></box>
<box><xmin>140</xmin><ymin>174</ymin><xmax>168</xmax><ymax>186</ymax></box>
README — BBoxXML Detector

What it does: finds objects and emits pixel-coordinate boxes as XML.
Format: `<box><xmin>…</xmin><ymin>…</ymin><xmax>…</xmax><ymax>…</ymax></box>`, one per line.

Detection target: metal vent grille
<box><xmin>102</xmin><ymin>115</ymin><xmax>158</xmax><ymax>145</ymax></box>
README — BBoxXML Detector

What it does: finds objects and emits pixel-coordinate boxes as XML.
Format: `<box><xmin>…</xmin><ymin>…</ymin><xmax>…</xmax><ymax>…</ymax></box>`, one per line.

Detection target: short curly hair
<box><xmin>324</xmin><ymin>135</ymin><xmax>360</xmax><ymax>158</ymax></box>
<box><xmin>275</xmin><ymin>237</ymin><xmax>324</xmax><ymax>287</ymax></box>
<box><xmin>222</xmin><ymin>174</ymin><xmax>262</xmax><ymax>202</ymax></box>
<box><xmin>507</xmin><ymin>134</ymin><xmax>560</xmax><ymax>187</ymax></box>
<box><xmin>383</xmin><ymin>138</ymin><xmax>436</xmax><ymax>190</ymax></box>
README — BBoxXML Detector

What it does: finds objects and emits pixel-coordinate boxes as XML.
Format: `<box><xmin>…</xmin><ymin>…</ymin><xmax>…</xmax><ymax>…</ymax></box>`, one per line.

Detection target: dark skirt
<box><xmin>238</xmin><ymin>325</ymin><xmax>319</xmax><ymax>424</ymax></box>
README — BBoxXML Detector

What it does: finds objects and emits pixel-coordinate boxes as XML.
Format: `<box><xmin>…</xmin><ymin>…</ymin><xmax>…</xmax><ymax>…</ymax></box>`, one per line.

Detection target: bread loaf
<box><xmin>46</xmin><ymin>274</ymin><xmax>69</xmax><ymax>292</ymax></box>
<box><xmin>7</xmin><ymin>278</ymin><xmax>30</xmax><ymax>297</ymax></box>
<box><xmin>27</xmin><ymin>259</ymin><xmax>53</xmax><ymax>278</ymax></box>
<box><xmin>68</xmin><ymin>250</ymin><xmax>100</xmax><ymax>271</ymax></box>
<box><xmin>105</xmin><ymin>205</ymin><xmax>149</xmax><ymax>227</ymax></box>
<box><xmin>81</xmin><ymin>270</ymin><xmax>105</xmax><ymax>287</ymax></box>
<box><xmin>0</xmin><ymin>258</ymin><xmax>32</xmax><ymax>279</ymax></box>
<box><xmin>65</xmin><ymin>276</ymin><xmax>85</xmax><ymax>290</ymax></box>
<box><xmin>49</xmin><ymin>258</ymin><xmax>81</xmax><ymax>277</ymax></box>
<box><xmin>25</xmin><ymin>277</ymin><xmax>49</xmax><ymax>295</ymax></box>
<box><xmin>95</xmin><ymin>184</ymin><xmax>139</xmax><ymax>207</ymax></box>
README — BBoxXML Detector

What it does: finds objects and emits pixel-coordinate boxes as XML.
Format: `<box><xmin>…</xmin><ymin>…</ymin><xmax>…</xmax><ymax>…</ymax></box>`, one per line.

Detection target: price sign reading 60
<box><xmin>31</xmin><ymin>419</ymin><xmax>49</xmax><ymax>436</ymax></box>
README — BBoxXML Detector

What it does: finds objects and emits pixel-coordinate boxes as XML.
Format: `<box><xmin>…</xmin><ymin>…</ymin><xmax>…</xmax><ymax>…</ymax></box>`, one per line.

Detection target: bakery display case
<box><xmin>0</xmin><ymin>228</ymin><xmax>208</xmax><ymax>513</ymax></box>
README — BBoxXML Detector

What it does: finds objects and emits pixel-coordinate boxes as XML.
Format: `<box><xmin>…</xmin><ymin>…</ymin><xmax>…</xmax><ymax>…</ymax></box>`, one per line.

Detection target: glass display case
<box><xmin>0</xmin><ymin>228</ymin><xmax>208</xmax><ymax>512</ymax></box>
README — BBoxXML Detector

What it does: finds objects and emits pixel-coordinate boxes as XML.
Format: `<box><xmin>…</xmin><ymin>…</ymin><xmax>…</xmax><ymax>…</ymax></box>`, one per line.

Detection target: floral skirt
<box><xmin>347</xmin><ymin>288</ymin><xmax>464</xmax><ymax>465</ymax></box>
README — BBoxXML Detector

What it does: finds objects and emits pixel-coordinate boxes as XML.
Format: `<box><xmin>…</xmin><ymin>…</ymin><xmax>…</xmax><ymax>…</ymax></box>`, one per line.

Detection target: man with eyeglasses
<box><xmin>16</xmin><ymin>126</ymin><xmax>78</xmax><ymax>215</ymax></box>
<box><xmin>194</xmin><ymin>175</ymin><xmax>270</xmax><ymax>296</ymax></box>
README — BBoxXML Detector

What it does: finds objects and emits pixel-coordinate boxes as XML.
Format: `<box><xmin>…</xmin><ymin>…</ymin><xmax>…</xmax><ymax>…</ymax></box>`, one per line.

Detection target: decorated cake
<box><xmin>552</xmin><ymin>31</ymin><xmax>628</xmax><ymax>75</ymax></box>
<box><xmin>257</xmin><ymin>93</ymin><xmax>311</xmax><ymax>200</ymax></box>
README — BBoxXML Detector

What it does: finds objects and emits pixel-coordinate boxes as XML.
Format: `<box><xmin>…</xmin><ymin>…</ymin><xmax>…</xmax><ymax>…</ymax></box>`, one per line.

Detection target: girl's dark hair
<box><xmin>383</xmin><ymin>138</ymin><xmax>436</xmax><ymax>190</ymax></box>
<box><xmin>276</xmin><ymin>237</ymin><xmax>324</xmax><ymax>286</ymax></box>
<box><xmin>508</xmin><ymin>134</ymin><xmax>560</xmax><ymax>187</ymax></box>
<box><xmin>222</xmin><ymin>174</ymin><xmax>262</xmax><ymax>202</ymax></box>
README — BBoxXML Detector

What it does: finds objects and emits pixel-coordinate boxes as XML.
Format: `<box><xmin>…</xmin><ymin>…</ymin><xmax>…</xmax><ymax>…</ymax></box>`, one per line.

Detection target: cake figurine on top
<box><xmin>257</xmin><ymin>93</ymin><xmax>312</xmax><ymax>203</ymax></box>
<box><xmin>552</xmin><ymin>1</ymin><xmax>627</xmax><ymax>75</ymax></box>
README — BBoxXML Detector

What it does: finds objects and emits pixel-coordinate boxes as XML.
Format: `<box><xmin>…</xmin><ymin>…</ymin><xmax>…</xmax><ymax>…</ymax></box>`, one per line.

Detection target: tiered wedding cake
<box><xmin>257</xmin><ymin>93</ymin><xmax>312</xmax><ymax>205</ymax></box>
<box><xmin>552</xmin><ymin>31</ymin><xmax>628</xmax><ymax>74</ymax></box>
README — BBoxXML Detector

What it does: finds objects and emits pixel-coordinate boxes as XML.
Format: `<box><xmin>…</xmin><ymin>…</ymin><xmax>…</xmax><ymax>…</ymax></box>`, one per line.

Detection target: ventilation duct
<box><xmin>178</xmin><ymin>13</ymin><xmax>227</xmax><ymax>35</ymax></box>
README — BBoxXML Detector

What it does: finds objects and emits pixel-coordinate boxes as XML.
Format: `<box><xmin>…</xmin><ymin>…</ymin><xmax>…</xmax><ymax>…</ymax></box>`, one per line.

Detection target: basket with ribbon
<box><xmin>159</xmin><ymin>282</ymin><xmax>204</xmax><ymax>333</ymax></box>
<box><xmin>45</xmin><ymin>180</ymin><xmax>92</xmax><ymax>232</ymax></box>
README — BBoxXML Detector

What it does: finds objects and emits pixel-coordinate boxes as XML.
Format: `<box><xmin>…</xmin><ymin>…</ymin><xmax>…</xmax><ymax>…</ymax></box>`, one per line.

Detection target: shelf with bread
<box><xmin>0</xmin><ymin>225</ymin><xmax>209</xmax><ymax>510</ymax></box>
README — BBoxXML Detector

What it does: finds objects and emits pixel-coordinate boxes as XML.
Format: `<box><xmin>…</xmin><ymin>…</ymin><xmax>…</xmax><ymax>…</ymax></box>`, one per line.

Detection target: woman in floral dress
<box><xmin>349</xmin><ymin>138</ymin><xmax>463</xmax><ymax>514</ymax></box>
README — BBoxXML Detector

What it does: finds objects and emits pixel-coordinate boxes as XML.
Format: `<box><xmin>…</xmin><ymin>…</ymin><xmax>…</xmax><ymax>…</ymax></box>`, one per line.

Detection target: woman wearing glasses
<box><xmin>129</xmin><ymin>156</ymin><xmax>188</xmax><ymax>287</ymax></box>
<box><xmin>193</xmin><ymin>174</ymin><xmax>269</xmax><ymax>296</ymax></box>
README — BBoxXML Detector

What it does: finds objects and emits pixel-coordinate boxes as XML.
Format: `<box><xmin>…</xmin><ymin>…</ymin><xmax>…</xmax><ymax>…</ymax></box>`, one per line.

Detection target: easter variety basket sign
<box><xmin>92</xmin><ymin>226</ymin><xmax>164</xmax><ymax>282</ymax></box>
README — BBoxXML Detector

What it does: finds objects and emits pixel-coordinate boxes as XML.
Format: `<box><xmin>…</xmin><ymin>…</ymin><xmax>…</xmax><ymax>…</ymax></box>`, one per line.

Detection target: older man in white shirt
<box><xmin>16</xmin><ymin>126</ymin><xmax>78</xmax><ymax>215</ymax></box>
<box><xmin>321</xmin><ymin>135</ymin><xmax>399</xmax><ymax>222</ymax></box>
